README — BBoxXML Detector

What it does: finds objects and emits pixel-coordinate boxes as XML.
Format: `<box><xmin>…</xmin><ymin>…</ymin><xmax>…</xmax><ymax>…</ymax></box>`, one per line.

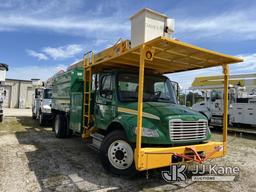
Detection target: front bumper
<box><xmin>42</xmin><ymin>113</ymin><xmax>53</xmax><ymax>119</ymax></box>
<box><xmin>134</xmin><ymin>141</ymin><xmax>226</xmax><ymax>171</ymax></box>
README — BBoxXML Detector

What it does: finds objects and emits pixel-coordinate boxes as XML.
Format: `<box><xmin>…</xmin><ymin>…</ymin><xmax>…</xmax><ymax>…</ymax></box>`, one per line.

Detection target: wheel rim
<box><xmin>54</xmin><ymin>116</ymin><xmax>59</xmax><ymax>134</ymax></box>
<box><xmin>108</xmin><ymin>140</ymin><xmax>133</xmax><ymax>170</ymax></box>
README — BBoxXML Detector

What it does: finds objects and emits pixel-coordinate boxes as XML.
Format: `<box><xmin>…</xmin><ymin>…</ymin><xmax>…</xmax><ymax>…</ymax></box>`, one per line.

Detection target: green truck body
<box><xmin>52</xmin><ymin>68</ymin><xmax>84</xmax><ymax>133</ymax></box>
<box><xmin>52</xmin><ymin>67</ymin><xmax>210</xmax><ymax>145</ymax></box>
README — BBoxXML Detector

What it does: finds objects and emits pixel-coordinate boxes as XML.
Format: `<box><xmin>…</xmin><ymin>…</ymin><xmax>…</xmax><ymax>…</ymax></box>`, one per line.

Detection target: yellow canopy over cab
<box><xmin>89</xmin><ymin>36</ymin><xmax>243</xmax><ymax>73</ymax></box>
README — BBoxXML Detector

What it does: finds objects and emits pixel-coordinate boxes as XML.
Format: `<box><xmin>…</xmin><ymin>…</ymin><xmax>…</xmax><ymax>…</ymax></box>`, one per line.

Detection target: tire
<box><xmin>0</xmin><ymin>115</ymin><xmax>3</xmax><ymax>122</ymax></box>
<box><xmin>32</xmin><ymin>113</ymin><xmax>36</xmax><ymax>119</ymax></box>
<box><xmin>100</xmin><ymin>130</ymin><xmax>136</xmax><ymax>176</ymax></box>
<box><xmin>54</xmin><ymin>114</ymin><xmax>68</xmax><ymax>138</ymax></box>
<box><xmin>66</xmin><ymin>129</ymin><xmax>73</xmax><ymax>138</ymax></box>
<box><xmin>39</xmin><ymin>112</ymin><xmax>45</xmax><ymax>126</ymax></box>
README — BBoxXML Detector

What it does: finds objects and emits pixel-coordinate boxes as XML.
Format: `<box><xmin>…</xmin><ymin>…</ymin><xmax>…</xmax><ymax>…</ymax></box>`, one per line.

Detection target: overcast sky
<box><xmin>0</xmin><ymin>0</ymin><xmax>255</xmax><ymax>89</ymax></box>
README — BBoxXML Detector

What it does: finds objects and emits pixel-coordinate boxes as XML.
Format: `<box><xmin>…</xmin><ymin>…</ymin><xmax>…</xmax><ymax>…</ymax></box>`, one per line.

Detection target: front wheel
<box><xmin>100</xmin><ymin>130</ymin><xmax>136</xmax><ymax>176</ymax></box>
<box><xmin>32</xmin><ymin>113</ymin><xmax>36</xmax><ymax>119</ymax></box>
<box><xmin>39</xmin><ymin>112</ymin><xmax>45</xmax><ymax>126</ymax></box>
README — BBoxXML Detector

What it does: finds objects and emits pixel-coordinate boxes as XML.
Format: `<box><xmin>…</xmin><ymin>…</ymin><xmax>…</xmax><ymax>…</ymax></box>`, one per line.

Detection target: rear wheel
<box><xmin>100</xmin><ymin>130</ymin><xmax>136</xmax><ymax>176</ymax></box>
<box><xmin>54</xmin><ymin>114</ymin><xmax>67</xmax><ymax>138</ymax></box>
<box><xmin>39</xmin><ymin>112</ymin><xmax>45</xmax><ymax>126</ymax></box>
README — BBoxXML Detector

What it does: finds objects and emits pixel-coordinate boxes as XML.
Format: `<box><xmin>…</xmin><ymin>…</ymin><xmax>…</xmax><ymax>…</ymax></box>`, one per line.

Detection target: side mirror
<box><xmin>170</xmin><ymin>81</ymin><xmax>179</xmax><ymax>98</ymax></box>
<box><xmin>100</xmin><ymin>89</ymin><xmax>113</xmax><ymax>100</ymax></box>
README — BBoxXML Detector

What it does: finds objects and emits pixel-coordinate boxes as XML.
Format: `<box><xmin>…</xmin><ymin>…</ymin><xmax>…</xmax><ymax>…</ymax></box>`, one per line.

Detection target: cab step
<box><xmin>87</xmin><ymin>133</ymin><xmax>104</xmax><ymax>151</ymax></box>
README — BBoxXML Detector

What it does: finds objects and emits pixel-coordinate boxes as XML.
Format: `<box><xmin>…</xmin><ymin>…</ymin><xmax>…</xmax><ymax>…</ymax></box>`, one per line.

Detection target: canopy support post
<box><xmin>222</xmin><ymin>64</ymin><xmax>229</xmax><ymax>154</ymax></box>
<box><xmin>135</xmin><ymin>45</ymin><xmax>145</xmax><ymax>170</ymax></box>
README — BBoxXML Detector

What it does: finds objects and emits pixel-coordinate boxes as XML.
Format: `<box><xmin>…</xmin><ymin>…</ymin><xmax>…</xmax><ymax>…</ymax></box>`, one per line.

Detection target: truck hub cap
<box><xmin>108</xmin><ymin>140</ymin><xmax>133</xmax><ymax>170</ymax></box>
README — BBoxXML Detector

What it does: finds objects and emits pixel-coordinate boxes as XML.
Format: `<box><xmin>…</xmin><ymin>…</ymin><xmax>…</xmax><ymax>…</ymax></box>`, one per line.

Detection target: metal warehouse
<box><xmin>0</xmin><ymin>78</ymin><xmax>33</xmax><ymax>108</ymax></box>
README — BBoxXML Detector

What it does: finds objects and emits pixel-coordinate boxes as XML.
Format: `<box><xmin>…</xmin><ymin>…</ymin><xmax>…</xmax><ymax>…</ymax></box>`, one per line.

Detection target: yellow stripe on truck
<box><xmin>117</xmin><ymin>107</ymin><xmax>160</xmax><ymax>120</ymax></box>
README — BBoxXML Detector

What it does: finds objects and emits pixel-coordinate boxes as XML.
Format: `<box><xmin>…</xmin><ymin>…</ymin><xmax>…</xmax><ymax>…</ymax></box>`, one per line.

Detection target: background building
<box><xmin>0</xmin><ymin>78</ymin><xmax>33</xmax><ymax>108</ymax></box>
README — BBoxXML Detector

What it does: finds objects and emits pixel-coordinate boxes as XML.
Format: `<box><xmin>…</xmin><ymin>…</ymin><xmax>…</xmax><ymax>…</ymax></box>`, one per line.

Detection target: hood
<box><xmin>119</xmin><ymin>102</ymin><xmax>205</xmax><ymax>121</ymax></box>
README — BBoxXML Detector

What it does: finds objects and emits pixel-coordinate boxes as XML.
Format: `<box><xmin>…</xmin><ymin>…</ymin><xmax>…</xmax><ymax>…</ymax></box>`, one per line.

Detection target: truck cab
<box><xmin>32</xmin><ymin>88</ymin><xmax>52</xmax><ymax>125</ymax></box>
<box><xmin>92</xmin><ymin>71</ymin><xmax>210</xmax><ymax>145</ymax></box>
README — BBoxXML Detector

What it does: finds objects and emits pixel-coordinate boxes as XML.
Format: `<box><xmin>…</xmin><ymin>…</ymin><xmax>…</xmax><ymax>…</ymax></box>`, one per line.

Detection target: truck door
<box><xmin>94</xmin><ymin>73</ymin><xmax>115</xmax><ymax>129</ymax></box>
<box><xmin>210</xmin><ymin>90</ymin><xmax>223</xmax><ymax>116</ymax></box>
<box><xmin>33</xmin><ymin>88</ymin><xmax>42</xmax><ymax>117</ymax></box>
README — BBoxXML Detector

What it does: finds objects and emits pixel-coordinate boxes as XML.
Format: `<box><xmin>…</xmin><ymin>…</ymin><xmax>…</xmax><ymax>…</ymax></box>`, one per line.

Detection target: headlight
<box><xmin>134</xmin><ymin>127</ymin><xmax>159</xmax><ymax>137</ymax></box>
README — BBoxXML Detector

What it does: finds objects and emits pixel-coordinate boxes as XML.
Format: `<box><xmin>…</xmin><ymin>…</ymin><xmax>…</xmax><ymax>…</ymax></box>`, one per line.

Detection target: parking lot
<box><xmin>0</xmin><ymin>108</ymin><xmax>255</xmax><ymax>192</ymax></box>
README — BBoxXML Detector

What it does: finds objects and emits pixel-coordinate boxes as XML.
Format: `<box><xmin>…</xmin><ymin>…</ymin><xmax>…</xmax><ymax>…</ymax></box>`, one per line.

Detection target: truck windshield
<box><xmin>44</xmin><ymin>89</ymin><xmax>52</xmax><ymax>99</ymax></box>
<box><xmin>118</xmin><ymin>73</ymin><xmax>177</xmax><ymax>103</ymax></box>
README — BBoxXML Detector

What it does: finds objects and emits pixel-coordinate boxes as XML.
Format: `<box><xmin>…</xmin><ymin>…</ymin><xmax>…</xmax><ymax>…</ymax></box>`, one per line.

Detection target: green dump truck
<box><xmin>52</xmin><ymin>67</ymin><xmax>84</xmax><ymax>137</ymax></box>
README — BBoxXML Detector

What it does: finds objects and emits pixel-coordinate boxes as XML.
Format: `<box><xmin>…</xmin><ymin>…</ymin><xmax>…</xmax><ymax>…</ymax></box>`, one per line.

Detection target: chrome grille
<box><xmin>169</xmin><ymin>119</ymin><xmax>208</xmax><ymax>141</ymax></box>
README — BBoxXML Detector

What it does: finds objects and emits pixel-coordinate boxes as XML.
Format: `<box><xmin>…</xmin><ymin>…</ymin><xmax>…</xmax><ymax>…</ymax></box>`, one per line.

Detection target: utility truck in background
<box><xmin>0</xmin><ymin>63</ymin><xmax>8</xmax><ymax>122</ymax></box>
<box><xmin>32</xmin><ymin>79</ymin><xmax>53</xmax><ymax>125</ymax></box>
<box><xmin>50</xmin><ymin>8</ymin><xmax>242</xmax><ymax>175</ymax></box>
<box><xmin>191</xmin><ymin>74</ymin><xmax>256</xmax><ymax>127</ymax></box>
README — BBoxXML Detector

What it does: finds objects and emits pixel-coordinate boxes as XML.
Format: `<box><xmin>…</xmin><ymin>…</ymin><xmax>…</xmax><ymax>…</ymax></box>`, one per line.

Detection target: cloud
<box><xmin>0</xmin><ymin>15</ymin><xmax>129</xmax><ymax>34</ymax></box>
<box><xmin>232</xmin><ymin>53</ymin><xmax>256</xmax><ymax>72</ymax></box>
<box><xmin>0</xmin><ymin>0</ymin><xmax>130</xmax><ymax>41</ymax></box>
<box><xmin>0</xmin><ymin>26</ymin><xmax>16</xmax><ymax>32</ymax></box>
<box><xmin>27</xmin><ymin>44</ymin><xmax>84</xmax><ymax>60</ymax></box>
<box><xmin>26</xmin><ymin>50</ymin><xmax>48</xmax><ymax>60</ymax></box>
<box><xmin>176</xmin><ymin>9</ymin><xmax>256</xmax><ymax>40</ymax></box>
<box><xmin>7</xmin><ymin>64</ymin><xmax>68</xmax><ymax>81</ymax></box>
<box><xmin>1</xmin><ymin>0</ymin><xmax>256</xmax><ymax>43</ymax></box>
<box><xmin>42</xmin><ymin>44</ymin><xmax>83</xmax><ymax>60</ymax></box>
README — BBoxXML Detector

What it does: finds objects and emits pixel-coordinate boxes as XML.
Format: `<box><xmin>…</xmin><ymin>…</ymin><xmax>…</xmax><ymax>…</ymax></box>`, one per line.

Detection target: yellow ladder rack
<box><xmin>82</xmin><ymin>51</ymin><xmax>93</xmax><ymax>139</ymax></box>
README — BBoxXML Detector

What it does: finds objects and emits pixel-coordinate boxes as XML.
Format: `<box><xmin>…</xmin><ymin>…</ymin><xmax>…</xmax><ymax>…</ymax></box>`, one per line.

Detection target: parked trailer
<box><xmin>51</xmin><ymin>8</ymin><xmax>242</xmax><ymax>175</ymax></box>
